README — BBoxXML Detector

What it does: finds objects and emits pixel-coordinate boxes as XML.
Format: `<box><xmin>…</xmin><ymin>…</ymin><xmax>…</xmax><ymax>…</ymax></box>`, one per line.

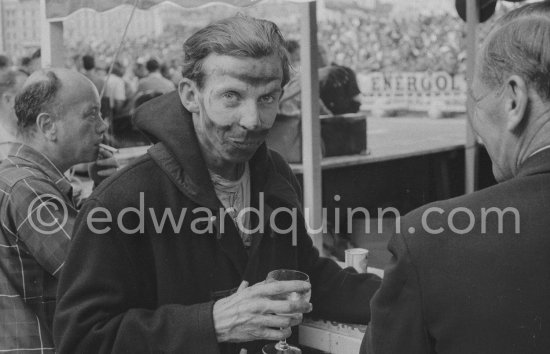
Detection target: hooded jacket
<box><xmin>54</xmin><ymin>92</ymin><xmax>381</xmax><ymax>354</ymax></box>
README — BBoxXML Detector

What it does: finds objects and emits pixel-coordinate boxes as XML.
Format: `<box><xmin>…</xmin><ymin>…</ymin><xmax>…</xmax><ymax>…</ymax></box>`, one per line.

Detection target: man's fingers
<box><xmin>259</xmin><ymin>314</ymin><xmax>303</xmax><ymax>329</ymax></box>
<box><xmin>97</xmin><ymin>168</ymin><xmax>118</xmax><ymax>177</ymax></box>
<box><xmin>98</xmin><ymin>147</ymin><xmax>115</xmax><ymax>158</ymax></box>
<box><xmin>266</xmin><ymin>299</ymin><xmax>312</xmax><ymax>315</ymax></box>
<box><xmin>252</xmin><ymin>327</ymin><xmax>292</xmax><ymax>341</ymax></box>
<box><xmin>96</xmin><ymin>157</ymin><xmax>118</xmax><ymax>167</ymax></box>
<box><xmin>250</xmin><ymin>280</ymin><xmax>311</xmax><ymax>296</ymax></box>
<box><xmin>286</xmin><ymin>313</ymin><xmax>303</xmax><ymax>327</ymax></box>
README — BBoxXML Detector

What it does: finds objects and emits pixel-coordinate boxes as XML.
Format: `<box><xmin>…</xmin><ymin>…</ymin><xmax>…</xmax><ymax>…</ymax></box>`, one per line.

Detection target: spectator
<box><xmin>53</xmin><ymin>15</ymin><xmax>381</xmax><ymax>354</ymax></box>
<box><xmin>0</xmin><ymin>68</ymin><xmax>115</xmax><ymax>353</ymax></box>
<box><xmin>319</xmin><ymin>64</ymin><xmax>362</xmax><ymax>115</ymax></box>
<box><xmin>81</xmin><ymin>54</ymin><xmax>104</xmax><ymax>92</ymax></box>
<box><xmin>102</xmin><ymin>61</ymin><xmax>127</xmax><ymax>116</ymax></box>
<box><xmin>136</xmin><ymin>58</ymin><xmax>175</xmax><ymax>94</ymax></box>
<box><xmin>362</xmin><ymin>2</ymin><xmax>550</xmax><ymax>353</ymax></box>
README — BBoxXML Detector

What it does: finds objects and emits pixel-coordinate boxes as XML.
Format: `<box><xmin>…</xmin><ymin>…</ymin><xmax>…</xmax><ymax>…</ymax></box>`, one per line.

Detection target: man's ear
<box><xmin>178</xmin><ymin>78</ymin><xmax>200</xmax><ymax>114</ymax></box>
<box><xmin>504</xmin><ymin>75</ymin><xmax>528</xmax><ymax>132</ymax></box>
<box><xmin>36</xmin><ymin>113</ymin><xmax>57</xmax><ymax>141</ymax></box>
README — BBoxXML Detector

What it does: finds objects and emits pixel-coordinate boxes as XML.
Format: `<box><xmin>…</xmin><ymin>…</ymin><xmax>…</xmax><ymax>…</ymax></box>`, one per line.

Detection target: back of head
<box><xmin>146</xmin><ymin>58</ymin><xmax>160</xmax><ymax>73</ymax></box>
<box><xmin>181</xmin><ymin>15</ymin><xmax>290</xmax><ymax>89</ymax></box>
<box><xmin>110</xmin><ymin>61</ymin><xmax>125</xmax><ymax>77</ymax></box>
<box><xmin>14</xmin><ymin>70</ymin><xmax>61</xmax><ymax>137</ymax></box>
<box><xmin>82</xmin><ymin>55</ymin><xmax>96</xmax><ymax>71</ymax></box>
<box><xmin>480</xmin><ymin>2</ymin><xmax>550</xmax><ymax>100</ymax></box>
<box><xmin>320</xmin><ymin>65</ymin><xmax>361</xmax><ymax>115</ymax></box>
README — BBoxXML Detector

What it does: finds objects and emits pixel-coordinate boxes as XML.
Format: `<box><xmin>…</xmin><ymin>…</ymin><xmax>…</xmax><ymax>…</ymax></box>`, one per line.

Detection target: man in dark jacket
<box><xmin>362</xmin><ymin>3</ymin><xmax>550</xmax><ymax>353</ymax></box>
<box><xmin>53</xmin><ymin>15</ymin><xmax>381</xmax><ymax>354</ymax></box>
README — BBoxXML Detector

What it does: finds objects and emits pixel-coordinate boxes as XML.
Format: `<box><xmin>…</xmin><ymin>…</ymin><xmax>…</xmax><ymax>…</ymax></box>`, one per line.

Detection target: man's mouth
<box><xmin>229</xmin><ymin>139</ymin><xmax>263</xmax><ymax>148</ymax></box>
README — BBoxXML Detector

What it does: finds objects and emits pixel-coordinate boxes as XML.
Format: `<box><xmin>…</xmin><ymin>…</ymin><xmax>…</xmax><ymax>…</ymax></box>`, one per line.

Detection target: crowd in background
<box><xmin>1</xmin><ymin>11</ymin><xmax>487</xmax><ymax>98</ymax></box>
<box><xmin>314</xmin><ymin>13</ymin><xmax>466</xmax><ymax>74</ymax></box>
<box><xmin>50</xmin><ymin>11</ymin><xmax>472</xmax><ymax>89</ymax></box>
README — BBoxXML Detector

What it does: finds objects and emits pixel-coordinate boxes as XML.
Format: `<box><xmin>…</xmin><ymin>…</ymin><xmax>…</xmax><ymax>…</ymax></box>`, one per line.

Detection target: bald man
<box><xmin>0</xmin><ymin>69</ymin><xmax>114</xmax><ymax>353</ymax></box>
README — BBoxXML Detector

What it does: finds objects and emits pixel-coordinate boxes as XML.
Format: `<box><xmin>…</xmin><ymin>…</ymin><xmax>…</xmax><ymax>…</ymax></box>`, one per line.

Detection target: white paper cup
<box><xmin>345</xmin><ymin>248</ymin><xmax>369</xmax><ymax>273</ymax></box>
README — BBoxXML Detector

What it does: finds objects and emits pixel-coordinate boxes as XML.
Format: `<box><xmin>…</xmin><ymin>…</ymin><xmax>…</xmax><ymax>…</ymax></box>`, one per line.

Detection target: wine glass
<box><xmin>262</xmin><ymin>269</ymin><xmax>311</xmax><ymax>354</ymax></box>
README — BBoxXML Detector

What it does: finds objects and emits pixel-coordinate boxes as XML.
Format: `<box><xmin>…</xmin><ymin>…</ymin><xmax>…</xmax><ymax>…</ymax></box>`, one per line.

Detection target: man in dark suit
<box><xmin>362</xmin><ymin>2</ymin><xmax>550</xmax><ymax>353</ymax></box>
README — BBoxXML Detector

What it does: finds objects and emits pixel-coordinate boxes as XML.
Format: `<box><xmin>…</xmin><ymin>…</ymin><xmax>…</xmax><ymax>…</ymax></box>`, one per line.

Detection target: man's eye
<box><xmin>222</xmin><ymin>92</ymin><xmax>239</xmax><ymax>101</ymax></box>
<box><xmin>260</xmin><ymin>95</ymin><xmax>275</xmax><ymax>104</ymax></box>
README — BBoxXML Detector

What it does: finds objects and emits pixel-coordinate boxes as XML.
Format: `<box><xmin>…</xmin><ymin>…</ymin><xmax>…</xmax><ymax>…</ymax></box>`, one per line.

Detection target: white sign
<box><xmin>357</xmin><ymin>72</ymin><xmax>467</xmax><ymax>113</ymax></box>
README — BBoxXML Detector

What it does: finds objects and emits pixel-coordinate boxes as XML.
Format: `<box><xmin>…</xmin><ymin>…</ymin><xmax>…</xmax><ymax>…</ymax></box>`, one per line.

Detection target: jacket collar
<box><xmin>517</xmin><ymin>148</ymin><xmax>550</xmax><ymax>178</ymax></box>
<box><xmin>5</xmin><ymin>142</ymin><xmax>73</xmax><ymax>199</ymax></box>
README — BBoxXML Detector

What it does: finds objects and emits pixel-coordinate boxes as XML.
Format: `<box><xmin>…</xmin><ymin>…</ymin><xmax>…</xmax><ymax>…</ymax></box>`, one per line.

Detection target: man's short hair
<box><xmin>181</xmin><ymin>15</ymin><xmax>290</xmax><ymax>89</ymax></box>
<box><xmin>146</xmin><ymin>58</ymin><xmax>160</xmax><ymax>73</ymax></box>
<box><xmin>82</xmin><ymin>55</ymin><xmax>95</xmax><ymax>71</ymax></box>
<box><xmin>109</xmin><ymin>61</ymin><xmax>125</xmax><ymax>77</ymax></box>
<box><xmin>15</xmin><ymin>70</ymin><xmax>61</xmax><ymax>133</ymax></box>
<box><xmin>480</xmin><ymin>2</ymin><xmax>550</xmax><ymax>99</ymax></box>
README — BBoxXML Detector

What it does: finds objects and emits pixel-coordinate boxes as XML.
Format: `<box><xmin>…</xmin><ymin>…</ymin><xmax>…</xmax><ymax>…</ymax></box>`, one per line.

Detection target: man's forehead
<box><xmin>202</xmin><ymin>54</ymin><xmax>283</xmax><ymax>85</ymax></box>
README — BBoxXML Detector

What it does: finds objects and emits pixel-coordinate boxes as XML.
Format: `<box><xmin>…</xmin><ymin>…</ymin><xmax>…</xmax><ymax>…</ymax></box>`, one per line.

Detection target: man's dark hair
<box><xmin>15</xmin><ymin>70</ymin><xmax>61</xmax><ymax>133</ymax></box>
<box><xmin>82</xmin><ymin>55</ymin><xmax>96</xmax><ymax>71</ymax></box>
<box><xmin>146</xmin><ymin>58</ymin><xmax>160</xmax><ymax>73</ymax></box>
<box><xmin>181</xmin><ymin>15</ymin><xmax>290</xmax><ymax>89</ymax></box>
<box><xmin>319</xmin><ymin>65</ymin><xmax>361</xmax><ymax>115</ymax></box>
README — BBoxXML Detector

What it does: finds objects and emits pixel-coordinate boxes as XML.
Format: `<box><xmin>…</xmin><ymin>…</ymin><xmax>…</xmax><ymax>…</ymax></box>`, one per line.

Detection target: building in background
<box><xmin>0</xmin><ymin>1</ymin><xmax>163</xmax><ymax>60</ymax></box>
<box><xmin>0</xmin><ymin>0</ymin><xmax>40</xmax><ymax>59</ymax></box>
<box><xmin>64</xmin><ymin>6</ymin><xmax>163</xmax><ymax>45</ymax></box>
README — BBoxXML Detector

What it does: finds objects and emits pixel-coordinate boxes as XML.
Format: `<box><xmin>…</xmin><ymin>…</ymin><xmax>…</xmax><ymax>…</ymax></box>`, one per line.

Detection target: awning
<box><xmin>45</xmin><ymin>0</ymin><xmax>263</xmax><ymax>19</ymax></box>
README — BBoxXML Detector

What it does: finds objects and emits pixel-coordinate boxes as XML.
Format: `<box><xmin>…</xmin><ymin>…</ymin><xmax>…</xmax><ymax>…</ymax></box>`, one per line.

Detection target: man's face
<box><xmin>191</xmin><ymin>54</ymin><xmax>283</xmax><ymax>165</ymax></box>
<box><xmin>55</xmin><ymin>77</ymin><xmax>107</xmax><ymax>165</ymax></box>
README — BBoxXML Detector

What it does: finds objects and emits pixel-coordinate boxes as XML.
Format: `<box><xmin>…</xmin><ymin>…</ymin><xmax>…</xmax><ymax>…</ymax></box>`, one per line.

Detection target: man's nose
<box><xmin>239</xmin><ymin>101</ymin><xmax>262</xmax><ymax>130</ymax></box>
<box><xmin>97</xmin><ymin>116</ymin><xmax>108</xmax><ymax>134</ymax></box>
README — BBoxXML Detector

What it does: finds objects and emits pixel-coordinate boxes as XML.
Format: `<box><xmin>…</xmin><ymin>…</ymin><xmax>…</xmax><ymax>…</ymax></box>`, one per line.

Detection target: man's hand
<box><xmin>88</xmin><ymin>147</ymin><xmax>119</xmax><ymax>186</ymax></box>
<box><xmin>213</xmin><ymin>280</ymin><xmax>312</xmax><ymax>343</ymax></box>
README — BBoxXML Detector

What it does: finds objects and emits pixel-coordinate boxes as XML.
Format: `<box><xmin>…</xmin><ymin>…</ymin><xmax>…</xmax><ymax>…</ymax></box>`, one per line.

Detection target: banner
<box><xmin>357</xmin><ymin>72</ymin><xmax>467</xmax><ymax>113</ymax></box>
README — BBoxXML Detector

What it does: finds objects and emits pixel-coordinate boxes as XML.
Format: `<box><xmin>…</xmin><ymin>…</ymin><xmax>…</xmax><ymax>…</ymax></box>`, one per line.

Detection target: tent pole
<box><xmin>40</xmin><ymin>0</ymin><xmax>64</xmax><ymax>68</ymax></box>
<box><xmin>300</xmin><ymin>1</ymin><xmax>324</xmax><ymax>254</ymax></box>
<box><xmin>465</xmin><ymin>0</ymin><xmax>479</xmax><ymax>194</ymax></box>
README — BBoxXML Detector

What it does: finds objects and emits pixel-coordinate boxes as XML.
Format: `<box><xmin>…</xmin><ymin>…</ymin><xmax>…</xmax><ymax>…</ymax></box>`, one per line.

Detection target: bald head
<box><xmin>15</xmin><ymin>68</ymin><xmax>98</xmax><ymax>137</ymax></box>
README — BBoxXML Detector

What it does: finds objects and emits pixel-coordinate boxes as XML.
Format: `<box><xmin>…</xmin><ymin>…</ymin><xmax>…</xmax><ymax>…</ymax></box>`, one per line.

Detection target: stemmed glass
<box><xmin>262</xmin><ymin>269</ymin><xmax>311</xmax><ymax>354</ymax></box>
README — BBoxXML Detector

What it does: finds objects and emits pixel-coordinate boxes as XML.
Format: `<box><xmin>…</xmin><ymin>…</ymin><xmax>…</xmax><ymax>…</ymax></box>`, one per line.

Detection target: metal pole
<box><xmin>300</xmin><ymin>1</ymin><xmax>323</xmax><ymax>253</ymax></box>
<box><xmin>40</xmin><ymin>0</ymin><xmax>64</xmax><ymax>68</ymax></box>
<box><xmin>465</xmin><ymin>0</ymin><xmax>479</xmax><ymax>194</ymax></box>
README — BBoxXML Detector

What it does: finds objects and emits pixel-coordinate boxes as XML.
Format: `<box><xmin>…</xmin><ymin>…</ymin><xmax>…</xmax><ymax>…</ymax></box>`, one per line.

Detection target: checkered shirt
<box><xmin>0</xmin><ymin>143</ymin><xmax>77</xmax><ymax>353</ymax></box>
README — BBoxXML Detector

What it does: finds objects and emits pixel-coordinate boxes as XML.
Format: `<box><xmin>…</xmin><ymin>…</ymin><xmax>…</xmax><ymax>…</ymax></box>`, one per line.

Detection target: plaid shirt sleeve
<box><xmin>3</xmin><ymin>177</ymin><xmax>76</xmax><ymax>277</ymax></box>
